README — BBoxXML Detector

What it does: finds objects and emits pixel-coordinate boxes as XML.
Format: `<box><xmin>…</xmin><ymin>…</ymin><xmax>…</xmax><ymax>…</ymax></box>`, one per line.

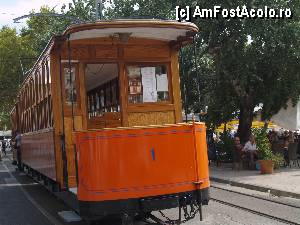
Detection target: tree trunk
<box><xmin>237</xmin><ymin>95</ymin><xmax>254</xmax><ymax>144</ymax></box>
<box><xmin>263</xmin><ymin>120</ymin><xmax>268</xmax><ymax>130</ymax></box>
<box><xmin>224</xmin><ymin>122</ymin><xmax>227</xmax><ymax>134</ymax></box>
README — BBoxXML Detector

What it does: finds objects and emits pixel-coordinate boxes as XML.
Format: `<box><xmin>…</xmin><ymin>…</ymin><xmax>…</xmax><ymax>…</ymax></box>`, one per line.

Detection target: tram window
<box><xmin>85</xmin><ymin>64</ymin><xmax>119</xmax><ymax>118</ymax></box>
<box><xmin>126</xmin><ymin>65</ymin><xmax>169</xmax><ymax>104</ymax></box>
<box><xmin>63</xmin><ymin>67</ymin><xmax>77</xmax><ymax>105</ymax></box>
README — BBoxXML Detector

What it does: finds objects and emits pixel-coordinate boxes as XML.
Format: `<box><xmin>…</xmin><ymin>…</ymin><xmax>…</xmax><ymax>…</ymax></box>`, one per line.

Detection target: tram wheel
<box><xmin>122</xmin><ymin>213</ymin><xmax>134</xmax><ymax>225</ymax></box>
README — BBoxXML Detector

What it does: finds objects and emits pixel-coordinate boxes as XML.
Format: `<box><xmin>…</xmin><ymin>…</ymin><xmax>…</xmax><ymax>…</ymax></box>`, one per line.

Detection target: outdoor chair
<box><xmin>272</xmin><ymin>141</ymin><xmax>284</xmax><ymax>155</ymax></box>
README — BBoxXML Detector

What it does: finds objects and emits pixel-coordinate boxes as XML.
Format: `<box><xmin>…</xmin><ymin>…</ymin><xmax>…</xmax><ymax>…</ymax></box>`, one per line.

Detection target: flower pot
<box><xmin>255</xmin><ymin>161</ymin><xmax>260</xmax><ymax>171</ymax></box>
<box><xmin>259</xmin><ymin>160</ymin><xmax>274</xmax><ymax>174</ymax></box>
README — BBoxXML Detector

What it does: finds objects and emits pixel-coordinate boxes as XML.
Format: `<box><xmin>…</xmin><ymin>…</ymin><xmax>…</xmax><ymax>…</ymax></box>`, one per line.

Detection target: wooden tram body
<box><xmin>11</xmin><ymin>20</ymin><xmax>210</xmax><ymax>222</ymax></box>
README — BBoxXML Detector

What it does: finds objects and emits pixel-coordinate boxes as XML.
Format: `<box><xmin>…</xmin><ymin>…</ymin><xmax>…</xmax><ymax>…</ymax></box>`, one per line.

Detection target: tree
<box><xmin>105</xmin><ymin>0</ymin><xmax>176</xmax><ymax>19</ymax></box>
<box><xmin>0</xmin><ymin>27</ymin><xmax>33</xmax><ymax>129</ymax></box>
<box><xmin>193</xmin><ymin>0</ymin><xmax>300</xmax><ymax>142</ymax></box>
<box><xmin>105</xmin><ymin>0</ymin><xmax>300</xmax><ymax>142</ymax></box>
<box><xmin>20</xmin><ymin>1</ymin><xmax>108</xmax><ymax>54</ymax></box>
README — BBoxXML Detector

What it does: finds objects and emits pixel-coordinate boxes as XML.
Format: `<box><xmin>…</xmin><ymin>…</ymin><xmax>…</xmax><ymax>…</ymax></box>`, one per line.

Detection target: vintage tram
<box><xmin>11</xmin><ymin>20</ymin><xmax>209</xmax><ymax>224</ymax></box>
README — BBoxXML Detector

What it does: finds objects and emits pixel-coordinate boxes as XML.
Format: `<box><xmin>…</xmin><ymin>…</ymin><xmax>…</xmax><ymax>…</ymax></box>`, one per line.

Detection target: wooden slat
<box><xmin>79</xmin><ymin>63</ymin><xmax>88</xmax><ymax>130</ymax></box>
<box><xmin>123</xmin><ymin>45</ymin><xmax>170</xmax><ymax>59</ymax></box>
<box><xmin>128</xmin><ymin>111</ymin><xmax>175</xmax><ymax>127</ymax></box>
<box><xmin>64</xmin><ymin>116</ymin><xmax>81</xmax><ymax>188</ymax></box>
<box><xmin>61</xmin><ymin>45</ymin><xmax>90</xmax><ymax>60</ymax></box>
<box><xmin>21</xmin><ymin>130</ymin><xmax>56</xmax><ymax>180</ymax></box>
<box><xmin>127</xmin><ymin>104</ymin><xmax>175</xmax><ymax>113</ymax></box>
<box><xmin>170</xmin><ymin>48</ymin><xmax>183</xmax><ymax>123</ymax></box>
<box><xmin>50</xmin><ymin>50</ymin><xmax>64</xmax><ymax>187</ymax></box>
<box><xmin>118</xmin><ymin>58</ymin><xmax>128</xmax><ymax>127</ymax></box>
<box><xmin>88</xmin><ymin>113</ymin><xmax>121</xmax><ymax>129</ymax></box>
<box><xmin>95</xmin><ymin>45</ymin><xmax>118</xmax><ymax>59</ymax></box>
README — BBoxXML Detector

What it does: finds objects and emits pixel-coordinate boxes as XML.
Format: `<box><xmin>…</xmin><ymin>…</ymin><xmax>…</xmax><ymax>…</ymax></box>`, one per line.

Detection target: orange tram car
<box><xmin>10</xmin><ymin>20</ymin><xmax>210</xmax><ymax>224</ymax></box>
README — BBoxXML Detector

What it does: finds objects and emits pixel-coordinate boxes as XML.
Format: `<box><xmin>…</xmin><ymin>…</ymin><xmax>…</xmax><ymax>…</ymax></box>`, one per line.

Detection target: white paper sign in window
<box><xmin>156</xmin><ymin>74</ymin><xmax>168</xmax><ymax>92</ymax></box>
<box><xmin>141</xmin><ymin>67</ymin><xmax>157</xmax><ymax>102</ymax></box>
<box><xmin>127</xmin><ymin>65</ymin><xmax>170</xmax><ymax>104</ymax></box>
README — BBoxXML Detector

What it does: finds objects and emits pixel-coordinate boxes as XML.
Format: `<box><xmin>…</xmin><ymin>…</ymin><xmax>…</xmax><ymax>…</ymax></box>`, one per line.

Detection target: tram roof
<box><xmin>62</xmin><ymin>19</ymin><xmax>199</xmax><ymax>42</ymax></box>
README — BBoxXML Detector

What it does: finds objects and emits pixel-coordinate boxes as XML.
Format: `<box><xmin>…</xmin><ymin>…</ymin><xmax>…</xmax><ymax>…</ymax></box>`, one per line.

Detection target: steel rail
<box><xmin>211</xmin><ymin>197</ymin><xmax>300</xmax><ymax>225</ymax></box>
<box><xmin>211</xmin><ymin>185</ymin><xmax>300</xmax><ymax>209</ymax></box>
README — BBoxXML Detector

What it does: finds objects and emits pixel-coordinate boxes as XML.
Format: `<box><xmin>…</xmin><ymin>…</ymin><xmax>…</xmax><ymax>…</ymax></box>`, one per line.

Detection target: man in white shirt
<box><xmin>242</xmin><ymin>135</ymin><xmax>258</xmax><ymax>169</ymax></box>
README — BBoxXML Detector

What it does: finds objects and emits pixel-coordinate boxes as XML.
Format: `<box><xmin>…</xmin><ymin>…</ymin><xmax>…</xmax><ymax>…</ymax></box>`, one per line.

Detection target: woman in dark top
<box><xmin>233</xmin><ymin>136</ymin><xmax>244</xmax><ymax>170</ymax></box>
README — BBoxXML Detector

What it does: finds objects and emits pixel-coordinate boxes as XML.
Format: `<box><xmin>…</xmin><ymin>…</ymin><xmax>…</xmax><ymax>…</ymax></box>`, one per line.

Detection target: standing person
<box><xmin>2</xmin><ymin>140</ymin><xmax>6</xmax><ymax>156</ymax></box>
<box><xmin>15</xmin><ymin>132</ymin><xmax>22</xmax><ymax>171</ymax></box>
<box><xmin>242</xmin><ymin>135</ymin><xmax>258</xmax><ymax>169</ymax></box>
<box><xmin>0</xmin><ymin>140</ymin><xmax>2</xmax><ymax>161</ymax></box>
<box><xmin>233</xmin><ymin>136</ymin><xmax>244</xmax><ymax>170</ymax></box>
<box><xmin>11</xmin><ymin>138</ymin><xmax>17</xmax><ymax>165</ymax></box>
<box><xmin>288</xmin><ymin>131</ymin><xmax>295</xmax><ymax>143</ymax></box>
<box><xmin>283</xmin><ymin>131</ymin><xmax>290</xmax><ymax>167</ymax></box>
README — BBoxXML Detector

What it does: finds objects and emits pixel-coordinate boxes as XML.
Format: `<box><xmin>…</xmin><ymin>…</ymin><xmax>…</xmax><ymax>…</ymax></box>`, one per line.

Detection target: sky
<box><xmin>0</xmin><ymin>0</ymin><xmax>73</xmax><ymax>30</ymax></box>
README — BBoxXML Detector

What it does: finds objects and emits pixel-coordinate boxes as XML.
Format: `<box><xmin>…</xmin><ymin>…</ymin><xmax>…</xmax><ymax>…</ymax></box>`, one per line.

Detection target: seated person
<box><xmin>233</xmin><ymin>136</ymin><xmax>244</xmax><ymax>170</ymax></box>
<box><xmin>242</xmin><ymin>135</ymin><xmax>258</xmax><ymax>169</ymax></box>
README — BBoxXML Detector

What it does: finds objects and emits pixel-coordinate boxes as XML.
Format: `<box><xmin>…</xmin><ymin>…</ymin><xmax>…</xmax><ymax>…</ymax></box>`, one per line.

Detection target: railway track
<box><xmin>211</xmin><ymin>185</ymin><xmax>300</xmax><ymax>209</ymax></box>
<box><xmin>210</xmin><ymin>186</ymin><xmax>300</xmax><ymax>225</ymax></box>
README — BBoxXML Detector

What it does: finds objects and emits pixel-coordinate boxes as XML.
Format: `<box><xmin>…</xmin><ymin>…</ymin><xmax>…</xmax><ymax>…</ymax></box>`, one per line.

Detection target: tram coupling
<box><xmin>140</xmin><ymin>190</ymin><xmax>209</xmax><ymax>225</ymax></box>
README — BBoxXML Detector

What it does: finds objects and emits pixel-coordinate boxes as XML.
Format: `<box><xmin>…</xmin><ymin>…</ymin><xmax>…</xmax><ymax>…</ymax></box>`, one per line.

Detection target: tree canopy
<box><xmin>0</xmin><ymin>26</ymin><xmax>36</xmax><ymax>129</ymax></box>
<box><xmin>105</xmin><ymin>0</ymin><xmax>300</xmax><ymax>141</ymax></box>
<box><xmin>193</xmin><ymin>0</ymin><xmax>300</xmax><ymax>141</ymax></box>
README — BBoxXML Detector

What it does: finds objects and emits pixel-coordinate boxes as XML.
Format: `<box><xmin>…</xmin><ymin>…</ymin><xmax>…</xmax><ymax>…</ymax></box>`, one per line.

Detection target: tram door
<box><xmin>85</xmin><ymin>63</ymin><xmax>121</xmax><ymax>129</ymax></box>
<box><xmin>61</xmin><ymin>63</ymin><xmax>85</xmax><ymax>188</ymax></box>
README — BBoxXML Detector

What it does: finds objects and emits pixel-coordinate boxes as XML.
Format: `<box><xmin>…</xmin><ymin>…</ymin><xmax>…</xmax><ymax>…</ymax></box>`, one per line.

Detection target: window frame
<box><xmin>125</xmin><ymin>62</ymin><xmax>173</xmax><ymax>106</ymax></box>
<box><xmin>85</xmin><ymin>63</ymin><xmax>120</xmax><ymax>118</ymax></box>
<box><xmin>61</xmin><ymin>63</ymin><xmax>81</xmax><ymax>115</ymax></box>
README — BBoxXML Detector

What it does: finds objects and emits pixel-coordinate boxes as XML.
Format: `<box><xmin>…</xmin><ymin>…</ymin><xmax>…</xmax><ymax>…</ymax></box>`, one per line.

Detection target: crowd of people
<box><xmin>0</xmin><ymin>133</ymin><xmax>22</xmax><ymax>171</ymax></box>
<box><xmin>207</xmin><ymin>128</ymin><xmax>300</xmax><ymax>170</ymax></box>
<box><xmin>267</xmin><ymin>129</ymin><xmax>300</xmax><ymax>166</ymax></box>
<box><xmin>233</xmin><ymin>135</ymin><xmax>258</xmax><ymax>170</ymax></box>
<box><xmin>207</xmin><ymin>131</ymin><xmax>259</xmax><ymax>169</ymax></box>
<box><xmin>0</xmin><ymin>140</ymin><xmax>10</xmax><ymax>161</ymax></box>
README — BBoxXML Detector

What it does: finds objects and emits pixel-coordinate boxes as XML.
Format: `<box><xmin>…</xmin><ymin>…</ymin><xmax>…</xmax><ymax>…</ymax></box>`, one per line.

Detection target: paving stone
<box><xmin>58</xmin><ymin>211</ymin><xmax>82</xmax><ymax>222</ymax></box>
<box><xmin>210</xmin><ymin>163</ymin><xmax>300</xmax><ymax>199</ymax></box>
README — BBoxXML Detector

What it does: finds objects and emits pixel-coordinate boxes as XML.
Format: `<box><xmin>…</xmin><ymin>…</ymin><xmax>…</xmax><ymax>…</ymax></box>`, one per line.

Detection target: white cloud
<box><xmin>0</xmin><ymin>0</ymin><xmax>73</xmax><ymax>29</ymax></box>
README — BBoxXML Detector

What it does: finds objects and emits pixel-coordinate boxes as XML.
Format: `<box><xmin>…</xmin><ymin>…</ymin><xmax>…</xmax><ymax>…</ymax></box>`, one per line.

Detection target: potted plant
<box><xmin>253</xmin><ymin>129</ymin><xmax>274</xmax><ymax>174</ymax></box>
<box><xmin>271</xmin><ymin>153</ymin><xmax>285</xmax><ymax>169</ymax></box>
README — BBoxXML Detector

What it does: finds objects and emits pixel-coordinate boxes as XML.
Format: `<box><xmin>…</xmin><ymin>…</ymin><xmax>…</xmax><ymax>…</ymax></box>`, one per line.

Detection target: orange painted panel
<box><xmin>21</xmin><ymin>130</ymin><xmax>56</xmax><ymax>180</ymax></box>
<box><xmin>74</xmin><ymin>123</ymin><xmax>209</xmax><ymax>201</ymax></box>
<box><xmin>194</xmin><ymin>125</ymin><xmax>210</xmax><ymax>188</ymax></box>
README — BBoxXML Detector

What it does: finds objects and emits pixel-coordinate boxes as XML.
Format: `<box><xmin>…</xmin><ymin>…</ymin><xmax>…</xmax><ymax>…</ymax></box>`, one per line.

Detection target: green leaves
<box><xmin>252</xmin><ymin>128</ymin><xmax>273</xmax><ymax>160</ymax></box>
<box><xmin>105</xmin><ymin>0</ymin><xmax>175</xmax><ymax>20</ymax></box>
<box><xmin>0</xmin><ymin>27</ymin><xmax>25</xmax><ymax>129</ymax></box>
